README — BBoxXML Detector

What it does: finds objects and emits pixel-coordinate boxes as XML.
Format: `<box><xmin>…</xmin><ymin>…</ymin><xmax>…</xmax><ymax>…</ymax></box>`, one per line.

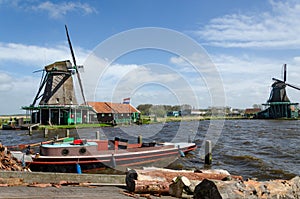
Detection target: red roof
<box><xmin>244</xmin><ymin>108</ymin><xmax>261</xmax><ymax>114</ymax></box>
<box><xmin>87</xmin><ymin>102</ymin><xmax>140</xmax><ymax>113</ymax></box>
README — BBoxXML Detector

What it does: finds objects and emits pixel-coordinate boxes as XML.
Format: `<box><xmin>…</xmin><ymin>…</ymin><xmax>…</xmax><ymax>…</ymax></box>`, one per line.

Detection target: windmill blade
<box><xmin>65</xmin><ymin>25</ymin><xmax>87</xmax><ymax>105</ymax></box>
<box><xmin>273</xmin><ymin>78</ymin><xmax>300</xmax><ymax>91</ymax></box>
<box><xmin>65</xmin><ymin>25</ymin><xmax>77</xmax><ymax>67</ymax></box>
<box><xmin>75</xmin><ymin>69</ymin><xmax>87</xmax><ymax>104</ymax></box>
<box><xmin>283</xmin><ymin>64</ymin><xmax>287</xmax><ymax>82</ymax></box>
<box><xmin>272</xmin><ymin>78</ymin><xmax>284</xmax><ymax>83</ymax></box>
<box><xmin>286</xmin><ymin>82</ymin><xmax>300</xmax><ymax>91</ymax></box>
<box><xmin>33</xmin><ymin>68</ymin><xmax>45</xmax><ymax>73</ymax></box>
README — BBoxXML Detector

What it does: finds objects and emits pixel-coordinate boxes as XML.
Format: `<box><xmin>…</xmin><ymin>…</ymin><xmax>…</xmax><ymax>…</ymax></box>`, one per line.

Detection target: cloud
<box><xmin>1</xmin><ymin>0</ymin><xmax>97</xmax><ymax>19</ymax></box>
<box><xmin>0</xmin><ymin>42</ymin><xmax>90</xmax><ymax>67</ymax></box>
<box><xmin>195</xmin><ymin>0</ymin><xmax>300</xmax><ymax>49</ymax></box>
<box><xmin>0</xmin><ymin>72</ymin><xmax>13</xmax><ymax>92</ymax></box>
<box><xmin>0</xmin><ymin>72</ymin><xmax>39</xmax><ymax>114</ymax></box>
<box><xmin>81</xmin><ymin>54</ymin><xmax>203</xmax><ymax>108</ymax></box>
<box><xmin>30</xmin><ymin>1</ymin><xmax>97</xmax><ymax>19</ymax></box>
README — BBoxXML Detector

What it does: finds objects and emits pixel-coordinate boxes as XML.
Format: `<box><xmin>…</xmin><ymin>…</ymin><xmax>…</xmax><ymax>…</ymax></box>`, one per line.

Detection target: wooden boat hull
<box><xmin>27</xmin><ymin>143</ymin><xmax>196</xmax><ymax>173</ymax></box>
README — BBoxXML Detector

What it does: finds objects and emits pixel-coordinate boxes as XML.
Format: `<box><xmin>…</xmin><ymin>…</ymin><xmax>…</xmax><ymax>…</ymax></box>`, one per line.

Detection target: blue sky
<box><xmin>1</xmin><ymin>0</ymin><xmax>300</xmax><ymax>114</ymax></box>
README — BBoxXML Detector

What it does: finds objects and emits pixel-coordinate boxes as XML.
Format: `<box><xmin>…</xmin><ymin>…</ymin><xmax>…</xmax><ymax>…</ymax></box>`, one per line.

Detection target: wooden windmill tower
<box><xmin>256</xmin><ymin>64</ymin><xmax>300</xmax><ymax>119</ymax></box>
<box><xmin>31</xmin><ymin>26</ymin><xmax>86</xmax><ymax>107</ymax></box>
<box><xmin>23</xmin><ymin>26</ymin><xmax>91</xmax><ymax>125</ymax></box>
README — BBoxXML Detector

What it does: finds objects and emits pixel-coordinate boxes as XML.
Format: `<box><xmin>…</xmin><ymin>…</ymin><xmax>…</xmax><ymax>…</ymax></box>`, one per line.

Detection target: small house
<box><xmin>244</xmin><ymin>108</ymin><xmax>262</xmax><ymax>118</ymax></box>
<box><xmin>87</xmin><ymin>102</ymin><xmax>140</xmax><ymax>125</ymax></box>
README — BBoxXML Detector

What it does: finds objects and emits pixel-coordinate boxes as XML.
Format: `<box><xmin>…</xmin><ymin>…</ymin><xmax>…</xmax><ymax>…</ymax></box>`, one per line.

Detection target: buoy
<box><xmin>76</xmin><ymin>163</ymin><xmax>82</xmax><ymax>174</ymax></box>
<box><xmin>179</xmin><ymin>150</ymin><xmax>185</xmax><ymax>157</ymax></box>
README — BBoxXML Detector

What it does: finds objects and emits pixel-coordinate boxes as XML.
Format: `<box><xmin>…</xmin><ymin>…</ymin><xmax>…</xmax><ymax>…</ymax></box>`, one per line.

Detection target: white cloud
<box><xmin>0</xmin><ymin>42</ymin><xmax>90</xmax><ymax>67</ymax></box>
<box><xmin>0</xmin><ymin>72</ymin><xmax>13</xmax><ymax>91</ymax></box>
<box><xmin>30</xmin><ymin>1</ymin><xmax>97</xmax><ymax>19</ymax></box>
<box><xmin>81</xmin><ymin>55</ymin><xmax>203</xmax><ymax>108</ymax></box>
<box><xmin>0</xmin><ymin>72</ymin><xmax>39</xmax><ymax>114</ymax></box>
<box><xmin>196</xmin><ymin>0</ymin><xmax>300</xmax><ymax>49</ymax></box>
<box><xmin>1</xmin><ymin>0</ymin><xmax>97</xmax><ymax>19</ymax></box>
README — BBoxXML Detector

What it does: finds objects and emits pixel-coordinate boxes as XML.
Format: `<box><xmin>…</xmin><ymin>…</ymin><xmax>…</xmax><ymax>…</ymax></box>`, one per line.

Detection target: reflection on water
<box><xmin>0</xmin><ymin>119</ymin><xmax>299</xmax><ymax>180</ymax></box>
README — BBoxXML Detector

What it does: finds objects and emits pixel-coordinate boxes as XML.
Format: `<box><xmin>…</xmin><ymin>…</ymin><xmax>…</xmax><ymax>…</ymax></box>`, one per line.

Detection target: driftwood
<box><xmin>126</xmin><ymin>167</ymin><xmax>242</xmax><ymax>194</ymax></box>
<box><xmin>0</xmin><ymin>177</ymin><xmax>24</xmax><ymax>186</ymax></box>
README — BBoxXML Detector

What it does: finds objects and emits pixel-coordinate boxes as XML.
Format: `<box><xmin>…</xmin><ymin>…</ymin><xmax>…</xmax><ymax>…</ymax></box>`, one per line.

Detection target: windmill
<box><xmin>24</xmin><ymin>25</ymin><xmax>90</xmax><ymax>125</ymax></box>
<box><xmin>31</xmin><ymin>25</ymin><xmax>86</xmax><ymax>107</ymax></box>
<box><xmin>256</xmin><ymin>64</ymin><xmax>300</xmax><ymax>119</ymax></box>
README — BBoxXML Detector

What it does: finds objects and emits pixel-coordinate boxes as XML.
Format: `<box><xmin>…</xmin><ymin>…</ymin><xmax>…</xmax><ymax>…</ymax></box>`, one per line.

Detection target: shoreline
<box><xmin>0</xmin><ymin>170</ymin><xmax>298</xmax><ymax>199</ymax></box>
<box><xmin>1</xmin><ymin>114</ymin><xmax>300</xmax><ymax>131</ymax></box>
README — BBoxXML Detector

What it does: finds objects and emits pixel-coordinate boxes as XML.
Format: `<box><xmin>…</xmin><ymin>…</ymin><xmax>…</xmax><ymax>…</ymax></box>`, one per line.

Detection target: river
<box><xmin>0</xmin><ymin>119</ymin><xmax>299</xmax><ymax>180</ymax></box>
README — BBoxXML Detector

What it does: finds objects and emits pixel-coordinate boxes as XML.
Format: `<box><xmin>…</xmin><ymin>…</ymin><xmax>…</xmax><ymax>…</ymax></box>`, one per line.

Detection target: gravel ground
<box><xmin>0</xmin><ymin>185</ymin><xmax>176</xmax><ymax>199</ymax></box>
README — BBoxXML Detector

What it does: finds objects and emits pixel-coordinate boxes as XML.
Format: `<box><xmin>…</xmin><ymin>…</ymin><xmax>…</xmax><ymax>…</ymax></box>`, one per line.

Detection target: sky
<box><xmin>1</xmin><ymin>0</ymin><xmax>300</xmax><ymax>114</ymax></box>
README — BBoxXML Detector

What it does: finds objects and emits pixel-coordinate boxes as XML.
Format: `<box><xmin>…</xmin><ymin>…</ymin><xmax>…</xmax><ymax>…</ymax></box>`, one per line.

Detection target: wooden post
<box><xmin>66</xmin><ymin>129</ymin><xmax>70</xmax><ymax>137</ymax></box>
<box><xmin>29</xmin><ymin>126</ymin><xmax>32</xmax><ymax>136</ymax></box>
<box><xmin>110</xmin><ymin>154</ymin><xmax>116</xmax><ymax>168</ymax></box>
<box><xmin>204</xmin><ymin>140</ymin><xmax>212</xmax><ymax>165</ymax></box>
<box><xmin>44</xmin><ymin>128</ymin><xmax>48</xmax><ymax>138</ymax></box>
<box><xmin>137</xmin><ymin>135</ymin><xmax>142</xmax><ymax>144</ymax></box>
<box><xmin>114</xmin><ymin>140</ymin><xmax>119</xmax><ymax>150</ymax></box>
<box><xmin>96</xmin><ymin>131</ymin><xmax>100</xmax><ymax>140</ymax></box>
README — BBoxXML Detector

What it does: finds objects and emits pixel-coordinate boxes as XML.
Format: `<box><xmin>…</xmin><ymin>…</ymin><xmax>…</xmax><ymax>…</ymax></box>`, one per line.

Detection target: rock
<box><xmin>169</xmin><ymin>176</ymin><xmax>189</xmax><ymax>198</ymax></box>
<box><xmin>193</xmin><ymin>176</ymin><xmax>300</xmax><ymax>199</ymax></box>
<box><xmin>194</xmin><ymin>179</ymin><xmax>222</xmax><ymax>199</ymax></box>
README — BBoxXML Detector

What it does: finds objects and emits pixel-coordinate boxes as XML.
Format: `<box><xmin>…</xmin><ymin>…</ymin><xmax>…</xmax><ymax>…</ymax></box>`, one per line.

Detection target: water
<box><xmin>0</xmin><ymin>119</ymin><xmax>299</xmax><ymax>180</ymax></box>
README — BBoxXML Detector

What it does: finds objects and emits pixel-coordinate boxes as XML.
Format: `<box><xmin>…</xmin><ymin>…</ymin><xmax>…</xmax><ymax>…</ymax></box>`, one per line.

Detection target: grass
<box><xmin>141</xmin><ymin>115</ymin><xmax>248</xmax><ymax>124</ymax></box>
<box><xmin>38</xmin><ymin>123</ymin><xmax>113</xmax><ymax>130</ymax></box>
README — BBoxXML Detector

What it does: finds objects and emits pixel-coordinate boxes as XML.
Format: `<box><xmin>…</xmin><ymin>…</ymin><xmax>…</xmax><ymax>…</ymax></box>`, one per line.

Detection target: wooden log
<box><xmin>132</xmin><ymin>180</ymin><xmax>170</xmax><ymax>194</ymax></box>
<box><xmin>194</xmin><ymin>176</ymin><xmax>300</xmax><ymax>199</ymax></box>
<box><xmin>126</xmin><ymin>169</ymin><xmax>169</xmax><ymax>194</ymax></box>
<box><xmin>126</xmin><ymin>168</ymin><xmax>242</xmax><ymax>194</ymax></box>
<box><xmin>129</xmin><ymin>167</ymin><xmax>242</xmax><ymax>183</ymax></box>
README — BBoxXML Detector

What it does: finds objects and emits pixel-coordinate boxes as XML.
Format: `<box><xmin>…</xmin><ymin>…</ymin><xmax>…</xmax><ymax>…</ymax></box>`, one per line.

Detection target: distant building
<box><xmin>191</xmin><ymin>109</ymin><xmax>208</xmax><ymax>116</ymax></box>
<box><xmin>87</xmin><ymin>102</ymin><xmax>140</xmax><ymax>125</ymax></box>
<box><xmin>244</xmin><ymin>108</ymin><xmax>262</xmax><ymax>118</ymax></box>
<box><xmin>166</xmin><ymin>111</ymin><xmax>181</xmax><ymax>117</ymax></box>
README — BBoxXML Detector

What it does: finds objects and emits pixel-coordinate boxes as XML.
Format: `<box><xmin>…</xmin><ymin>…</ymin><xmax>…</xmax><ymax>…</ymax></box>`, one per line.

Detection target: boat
<box><xmin>1</xmin><ymin>121</ymin><xmax>21</xmax><ymax>130</ymax></box>
<box><xmin>14</xmin><ymin>137</ymin><xmax>197</xmax><ymax>173</ymax></box>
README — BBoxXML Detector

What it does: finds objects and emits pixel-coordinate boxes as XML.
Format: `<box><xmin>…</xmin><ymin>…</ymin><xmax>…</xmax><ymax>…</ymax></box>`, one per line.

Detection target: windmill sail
<box><xmin>65</xmin><ymin>25</ymin><xmax>87</xmax><ymax>105</ymax></box>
